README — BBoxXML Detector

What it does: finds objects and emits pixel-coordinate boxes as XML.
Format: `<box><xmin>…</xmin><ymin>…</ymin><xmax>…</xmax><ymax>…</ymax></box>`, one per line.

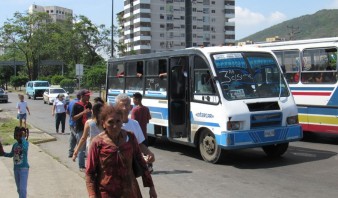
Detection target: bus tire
<box><xmin>262</xmin><ymin>142</ymin><xmax>289</xmax><ymax>157</ymax></box>
<box><xmin>199</xmin><ymin>129</ymin><xmax>222</xmax><ymax>164</ymax></box>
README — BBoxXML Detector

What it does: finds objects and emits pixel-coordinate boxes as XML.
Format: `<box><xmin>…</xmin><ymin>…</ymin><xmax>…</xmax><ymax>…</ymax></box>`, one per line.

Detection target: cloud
<box><xmin>234</xmin><ymin>7</ymin><xmax>287</xmax><ymax>40</ymax></box>
<box><xmin>330</xmin><ymin>0</ymin><xmax>338</xmax><ymax>8</ymax></box>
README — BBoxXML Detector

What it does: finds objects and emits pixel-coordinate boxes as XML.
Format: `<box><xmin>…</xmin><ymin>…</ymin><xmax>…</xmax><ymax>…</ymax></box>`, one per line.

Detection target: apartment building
<box><xmin>29</xmin><ymin>4</ymin><xmax>73</xmax><ymax>23</ymax></box>
<box><xmin>118</xmin><ymin>0</ymin><xmax>235</xmax><ymax>55</ymax></box>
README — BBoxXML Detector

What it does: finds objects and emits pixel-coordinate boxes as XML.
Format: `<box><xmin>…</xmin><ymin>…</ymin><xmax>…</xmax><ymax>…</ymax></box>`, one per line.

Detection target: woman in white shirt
<box><xmin>52</xmin><ymin>94</ymin><xmax>67</xmax><ymax>133</ymax></box>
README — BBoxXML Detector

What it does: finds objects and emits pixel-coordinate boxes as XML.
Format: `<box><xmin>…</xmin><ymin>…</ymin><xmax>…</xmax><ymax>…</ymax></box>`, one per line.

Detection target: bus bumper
<box><xmin>217</xmin><ymin>125</ymin><xmax>303</xmax><ymax>150</ymax></box>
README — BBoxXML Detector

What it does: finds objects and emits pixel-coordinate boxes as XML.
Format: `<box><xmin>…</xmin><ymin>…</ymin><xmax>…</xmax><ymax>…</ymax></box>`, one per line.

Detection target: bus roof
<box><xmin>108</xmin><ymin>46</ymin><xmax>273</xmax><ymax>62</ymax></box>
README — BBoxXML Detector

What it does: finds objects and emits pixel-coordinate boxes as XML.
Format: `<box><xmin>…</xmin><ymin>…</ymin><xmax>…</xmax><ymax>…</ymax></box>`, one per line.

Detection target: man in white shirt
<box><xmin>114</xmin><ymin>93</ymin><xmax>155</xmax><ymax>163</ymax></box>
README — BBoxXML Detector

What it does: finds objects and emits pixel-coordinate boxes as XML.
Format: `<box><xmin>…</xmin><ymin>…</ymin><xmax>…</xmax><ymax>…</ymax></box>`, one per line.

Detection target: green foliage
<box><xmin>51</xmin><ymin>75</ymin><xmax>65</xmax><ymax>85</ymax></box>
<box><xmin>83</xmin><ymin>65</ymin><xmax>106</xmax><ymax>90</ymax></box>
<box><xmin>239</xmin><ymin>9</ymin><xmax>338</xmax><ymax>43</ymax></box>
<box><xmin>0</xmin><ymin>12</ymin><xmax>113</xmax><ymax>83</ymax></box>
<box><xmin>10</xmin><ymin>75</ymin><xmax>29</xmax><ymax>90</ymax></box>
<box><xmin>39</xmin><ymin>76</ymin><xmax>51</xmax><ymax>84</ymax></box>
<box><xmin>60</xmin><ymin>78</ymin><xmax>76</xmax><ymax>93</ymax></box>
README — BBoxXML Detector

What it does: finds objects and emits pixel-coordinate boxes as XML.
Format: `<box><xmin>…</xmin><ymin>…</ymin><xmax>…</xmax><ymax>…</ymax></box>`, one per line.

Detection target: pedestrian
<box><xmin>72</xmin><ymin>102</ymin><xmax>104</xmax><ymax>162</ymax></box>
<box><xmin>93</xmin><ymin>96</ymin><xmax>105</xmax><ymax>104</ymax></box>
<box><xmin>52</xmin><ymin>93</ymin><xmax>67</xmax><ymax>134</ymax></box>
<box><xmin>131</xmin><ymin>92</ymin><xmax>152</xmax><ymax>146</ymax></box>
<box><xmin>16</xmin><ymin>94</ymin><xmax>30</xmax><ymax>128</ymax></box>
<box><xmin>115</xmin><ymin>93</ymin><xmax>155</xmax><ymax>164</ymax></box>
<box><xmin>71</xmin><ymin>89</ymin><xmax>92</xmax><ymax>171</ymax></box>
<box><xmin>66</xmin><ymin>92</ymin><xmax>80</xmax><ymax>158</ymax></box>
<box><xmin>0</xmin><ymin>127</ymin><xmax>30</xmax><ymax>198</ymax></box>
<box><xmin>85</xmin><ymin>105</ymin><xmax>157</xmax><ymax>198</ymax></box>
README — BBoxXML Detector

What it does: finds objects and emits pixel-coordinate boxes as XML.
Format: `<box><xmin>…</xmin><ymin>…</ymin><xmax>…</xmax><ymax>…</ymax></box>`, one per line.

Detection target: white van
<box><xmin>25</xmin><ymin>81</ymin><xmax>50</xmax><ymax>100</ymax></box>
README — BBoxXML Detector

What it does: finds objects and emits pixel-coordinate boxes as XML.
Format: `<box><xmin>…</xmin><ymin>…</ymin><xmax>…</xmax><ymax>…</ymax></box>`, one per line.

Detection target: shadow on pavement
<box><xmin>151</xmin><ymin>139</ymin><xmax>337</xmax><ymax>169</ymax></box>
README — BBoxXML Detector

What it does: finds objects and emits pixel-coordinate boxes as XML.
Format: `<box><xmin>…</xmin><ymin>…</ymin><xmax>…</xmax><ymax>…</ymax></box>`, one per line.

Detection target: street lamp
<box><xmin>111</xmin><ymin>1</ymin><xmax>114</xmax><ymax>58</ymax></box>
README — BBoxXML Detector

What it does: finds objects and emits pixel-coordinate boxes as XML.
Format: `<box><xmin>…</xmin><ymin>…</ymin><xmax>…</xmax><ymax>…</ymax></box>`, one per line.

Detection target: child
<box><xmin>0</xmin><ymin>127</ymin><xmax>30</xmax><ymax>198</ymax></box>
<box><xmin>16</xmin><ymin>94</ymin><xmax>31</xmax><ymax>128</ymax></box>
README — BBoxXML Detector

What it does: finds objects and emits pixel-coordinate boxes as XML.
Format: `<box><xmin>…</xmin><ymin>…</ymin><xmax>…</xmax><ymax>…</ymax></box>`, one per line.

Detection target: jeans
<box><xmin>75</xmin><ymin>130</ymin><xmax>86</xmax><ymax>168</ymax></box>
<box><xmin>55</xmin><ymin>112</ymin><xmax>66</xmax><ymax>132</ymax></box>
<box><xmin>14</xmin><ymin>168</ymin><xmax>29</xmax><ymax>198</ymax></box>
<box><xmin>69</xmin><ymin>126</ymin><xmax>77</xmax><ymax>156</ymax></box>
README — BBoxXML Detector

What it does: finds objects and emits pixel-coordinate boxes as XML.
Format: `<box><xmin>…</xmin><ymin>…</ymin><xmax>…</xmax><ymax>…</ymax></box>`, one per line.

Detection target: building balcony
<box><xmin>224</xmin><ymin>38</ymin><xmax>235</xmax><ymax>44</ymax></box>
<box><xmin>134</xmin><ymin>45</ymin><xmax>151</xmax><ymax>50</ymax></box>
<box><xmin>134</xmin><ymin>27</ymin><xmax>151</xmax><ymax>32</ymax></box>
<box><xmin>225</xmin><ymin>30</ymin><xmax>235</xmax><ymax>35</ymax></box>
<box><xmin>134</xmin><ymin>35</ymin><xmax>152</xmax><ymax>41</ymax></box>
<box><xmin>134</xmin><ymin>0</ymin><xmax>151</xmax><ymax>5</ymax></box>
<box><xmin>225</xmin><ymin>21</ymin><xmax>235</xmax><ymax>27</ymax></box>
<box><xmin>133</xmin><ymin>8</ymin><xmax>151</xmax><ymax>14</ymax></box>
<box><xmin>133</xmin><ymin>17</ymin><xmax>151</xmax><ymax>23</ymax></box>
<box><xmin>225</xmin><ymin>5</ymin><xmax>235</xmax><ymax>10</ymax></box>
<box><xmin>225</xmin><ymin>13</ymin><xmax>235</xmax><ymax>18</ymax></box>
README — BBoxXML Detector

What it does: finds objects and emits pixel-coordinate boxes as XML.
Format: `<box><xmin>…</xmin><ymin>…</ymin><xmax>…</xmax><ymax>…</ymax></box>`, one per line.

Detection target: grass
<box><xmin>0</xmin><ymin>117</ymin><xmax>30</xmax><ymax>146</ymax></box>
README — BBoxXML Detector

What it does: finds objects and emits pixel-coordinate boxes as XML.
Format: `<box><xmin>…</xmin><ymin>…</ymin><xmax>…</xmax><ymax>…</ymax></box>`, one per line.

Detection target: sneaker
<box><xmin>79</xmin><ymin>168</ymin><xmax>86</xmax><ymax>172</ymax></box>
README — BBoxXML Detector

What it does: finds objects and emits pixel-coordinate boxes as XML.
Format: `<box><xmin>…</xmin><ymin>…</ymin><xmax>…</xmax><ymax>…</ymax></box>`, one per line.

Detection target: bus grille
<box><xmin>251</xmin><ymin>113</ymin><xmax>282</xmax><ymax>129</ymax></box>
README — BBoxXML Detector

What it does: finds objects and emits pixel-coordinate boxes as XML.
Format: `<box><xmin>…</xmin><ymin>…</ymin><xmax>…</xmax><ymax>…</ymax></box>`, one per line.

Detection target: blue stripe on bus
<box><xmin>290</xmin><ymin>87</ymin><xmax>334</xmax><ymax>91</ymax></box>
<box><xmin>298</xmin><ymin>106</ymin><xmax>338</xmax><ymax>116</ymax></box>
<box><xmin>148</xmin><ymin>106</ymin><xmax>220</xmax><ymax>127</ymax></box>
<box><xmin>217</xmin><ymin>125</ymin><xmax>302</xmax><ymax>149</ymax></box>
<box><xmin>327</xmin><ymin>87</ymin><xmax>338</xmax><ymax>106</ymax></box>
<box><xmin>148</xmin><ymin>106</ymin><xmax>169</xmax><ymax>120</ymax></box>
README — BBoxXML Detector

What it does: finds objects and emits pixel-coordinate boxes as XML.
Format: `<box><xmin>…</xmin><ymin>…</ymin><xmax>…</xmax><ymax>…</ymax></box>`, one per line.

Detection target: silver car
<box><xmin>0</xmin><ymin>88</ymin><xmax>8</xmax><ymax>103</ymax></box>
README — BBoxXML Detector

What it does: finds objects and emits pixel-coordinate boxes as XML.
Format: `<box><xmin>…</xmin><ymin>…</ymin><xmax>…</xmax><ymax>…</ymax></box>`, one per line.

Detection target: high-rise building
<box><xmin>117</xmin><ymin>0</ymin><xmax>235</xmax><ymax>55</ymax></box>
<box><xmin>29</xmin><ymin>4</ymin><xmax>73</xmax><ymax>23</ymax></box>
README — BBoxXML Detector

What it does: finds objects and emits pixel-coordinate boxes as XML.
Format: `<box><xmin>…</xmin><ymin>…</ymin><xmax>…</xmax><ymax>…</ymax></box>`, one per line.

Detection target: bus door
<box><xmin>168</xmin><ymin>56</ymin><xmax>190</xmax><ymax>139</ymax></box>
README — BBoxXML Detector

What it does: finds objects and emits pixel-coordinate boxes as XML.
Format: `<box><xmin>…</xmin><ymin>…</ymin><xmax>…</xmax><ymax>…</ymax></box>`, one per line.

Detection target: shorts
<box><xmin>17</xmin><ymin>113</ymin><xmax>27</xmax><ymax>120</ymax></box>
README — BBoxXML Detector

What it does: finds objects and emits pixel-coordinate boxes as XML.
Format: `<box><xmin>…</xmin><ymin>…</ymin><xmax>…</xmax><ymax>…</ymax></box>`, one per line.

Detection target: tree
<box><xmin>10</xmin><ymin>75</ymin><xmax>29</xmax><ymax>90</ymax></box>
<box><xmin>1</xmin><ymin>12</ymin><xmax>113</xmax><ymax>83</ymax></box>
<box><xmin>83</xmin><ymin>64</ymin><xmax>106</xmax><ymax>92</ymax></box>
<box><xmin>0</xmin><ymin>12</ymin><xmax>52</xmax><ymax>80</ymax></box>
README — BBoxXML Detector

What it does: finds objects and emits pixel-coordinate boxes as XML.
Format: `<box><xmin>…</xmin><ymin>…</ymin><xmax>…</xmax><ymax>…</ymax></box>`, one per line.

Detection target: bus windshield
<box><xmin>213</xmin><ymin>52</ymin><xmax>289</xmax><ymax>100</ymax></box>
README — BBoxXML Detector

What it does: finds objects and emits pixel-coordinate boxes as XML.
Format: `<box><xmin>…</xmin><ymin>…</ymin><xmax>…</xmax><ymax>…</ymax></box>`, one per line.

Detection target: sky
<box><xmin>1</xmin><ymin>0</ymin><xmax>338</xmax><ymax>40</ymax></box>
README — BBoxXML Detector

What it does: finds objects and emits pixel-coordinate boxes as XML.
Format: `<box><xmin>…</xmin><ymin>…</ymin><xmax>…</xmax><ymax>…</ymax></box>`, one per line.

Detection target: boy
<box><xmin>16</xmin><ymin>94</ymin><xmax>31</xmax><ymax>128</ymax></box>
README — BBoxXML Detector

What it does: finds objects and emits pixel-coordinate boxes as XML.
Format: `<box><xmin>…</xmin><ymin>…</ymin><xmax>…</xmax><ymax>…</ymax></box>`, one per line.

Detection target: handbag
<box><xmin>132</xmin><ymin>154</ymin><xmax>144</xmax><ymax>178</ymax></box>
<box><xmin>129</xmin><ymin>132</ymin><xmax>145</xmax><ymax>178</ymax></box>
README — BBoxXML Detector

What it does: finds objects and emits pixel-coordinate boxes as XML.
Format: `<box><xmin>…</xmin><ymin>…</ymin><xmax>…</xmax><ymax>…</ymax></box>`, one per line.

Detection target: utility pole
<box><xmin>287</xmin><ymin>25</ymin><xmax>300</xmax><ymax>40</ymax></box>
<box><xmin>111</xmin><ymin>1</ymin><xmax>114</xmax><ymax>58</ymax></box>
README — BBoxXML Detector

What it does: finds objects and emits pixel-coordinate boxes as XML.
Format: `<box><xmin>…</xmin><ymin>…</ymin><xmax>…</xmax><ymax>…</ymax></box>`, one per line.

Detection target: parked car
<box><xmin>43</xmin><ymin>87</ymin><xmax>70</xmax><ymax>105</ymax></box>
<box><xmin>26</xmin><ymin>80</ymin><xmax>50</xmax><ymax>100</ymax></box>
<box><xmin>0</xmin><ymin>88</ymin><xmax>8</xmax><ymax>103</ymax></box>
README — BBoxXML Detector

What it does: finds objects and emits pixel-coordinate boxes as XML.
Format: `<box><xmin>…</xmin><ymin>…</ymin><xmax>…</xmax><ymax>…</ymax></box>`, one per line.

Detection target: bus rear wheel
<box><xmin>262</xmin><ymin>143</ymin><xmax>289</xmax><ymax>157</ymax></box>
<box><xmin>199</xmin><ymin>130</ymin><xmax>222</xmax><ymax>164</ymax></box>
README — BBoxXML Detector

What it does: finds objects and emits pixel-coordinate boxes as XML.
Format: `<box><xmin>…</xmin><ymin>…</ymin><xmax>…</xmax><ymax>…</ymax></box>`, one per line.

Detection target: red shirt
<box><xmin>86</xmin><ymin>131</ymin><xmax>153</xmax><ymax>198</ymax></box>
<box><xmin>131</xmin><ymin>106</ymin><xmax>151</xmax><ymax>138</ymax></box>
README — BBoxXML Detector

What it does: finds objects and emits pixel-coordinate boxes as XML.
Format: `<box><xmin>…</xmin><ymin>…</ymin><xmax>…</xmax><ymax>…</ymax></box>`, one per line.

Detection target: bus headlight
<box><xmin>287</xmin><ymin>115</ymin><xmax>299</xmax><ymax>125</ymax></box>
<box><xmin>227</xmin><ymin>121</ymin><xmax>241</xmax><ymax>130</ymax></box>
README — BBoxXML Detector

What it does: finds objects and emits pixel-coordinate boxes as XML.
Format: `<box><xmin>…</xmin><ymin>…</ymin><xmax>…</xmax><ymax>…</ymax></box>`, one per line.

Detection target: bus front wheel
<box><xmin>262</xmin><ymin>143</ymin><xmax>289</xmax><ymax>157</ymax></box>
<box><xmin>199</xmin><ymin>130</ymin><xmax>222</xmax><ymax>164</ymax></box>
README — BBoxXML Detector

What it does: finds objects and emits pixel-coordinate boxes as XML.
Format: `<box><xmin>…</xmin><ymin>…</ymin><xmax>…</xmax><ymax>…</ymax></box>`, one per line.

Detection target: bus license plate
<box><xmin>264</xmin><ymin>130</ymin><xmax>275</xmax><ymax>137</ymax></box>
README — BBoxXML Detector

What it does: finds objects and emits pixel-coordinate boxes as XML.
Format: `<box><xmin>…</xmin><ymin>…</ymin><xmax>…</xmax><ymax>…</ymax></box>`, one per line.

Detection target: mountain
<box><xmin>238</xmin><ymin>9</ymin><xmax>338</xmax><ymax>43</ymax></box>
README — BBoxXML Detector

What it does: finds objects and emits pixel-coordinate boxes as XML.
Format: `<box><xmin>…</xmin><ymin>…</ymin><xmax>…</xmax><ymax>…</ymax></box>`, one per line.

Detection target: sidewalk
<box><xmin>0</xmin><ymin>112</ymin><xmax>88</xmax><ymax>197</ymax></box>
<box><xmin>0</xmin><ymin>143</ymin><xmax>88</xmax><ymax>197</ymax></box>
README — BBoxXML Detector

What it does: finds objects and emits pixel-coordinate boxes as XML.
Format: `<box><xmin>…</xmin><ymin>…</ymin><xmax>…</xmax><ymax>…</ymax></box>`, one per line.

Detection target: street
<box><xmin>1</xmin><ymin>92</ymin><xmax>338</xmax><ymax>198</ymax></box>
